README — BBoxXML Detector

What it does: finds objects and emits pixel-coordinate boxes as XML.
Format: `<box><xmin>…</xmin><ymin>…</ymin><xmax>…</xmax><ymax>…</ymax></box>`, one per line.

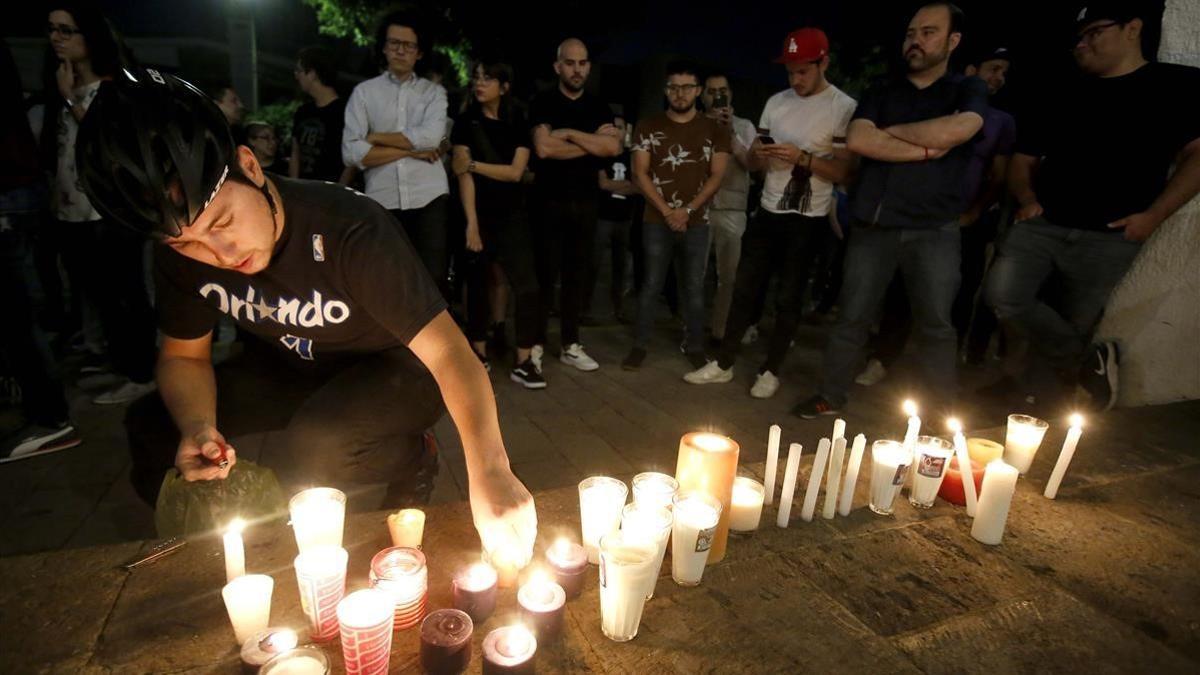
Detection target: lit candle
<box><xmin>222</xmin><ymin>573</ymin><xmax>274</xmax><ymax>644</ymax></box>
<box><xmin>763</xmin><ymin>425</ymin><xmax>781</xmax><ymax>505</ymax></box>
<box><xmin>517</xmin><ymin>570</ymin><xmax>567</xmax><ymax>641</ymax></box>
<box><xmin>620</xmin><ymin>502</ymin><xmax>673</xmax><ymax>599</ymax></box>
<box><xmin>544</xmin><ymin>539</ymin><xmax>587</xmax><ymax>600</ymax></box>
<box><xmin>674</xmin><ymin>432</ymin><xmax>739</xmax><ymax>564</ymax></box>
<box><xmin>868</xmin><ymin>440</ymin><xmax>912</xmax><ymax>516</ymax></box>
<box><xmin>337</xmin><ymin>589</ymin><xmax>395</xmax><ymax>675</ymax></box>
<box><xmin>776</xmin><ymin>443</ymin><xmax>803</xmax><ymax>527</ymax></box>
<box><xmin>598</xmin><ymin>531</ymin><xmax>659</xmax><ymax>641</ymax></box>
<box><xmin>909</xmin><ymin>436</ymin><xmax>954</xmax><ymax>509</ymax></box>
<box><xmin>1044</xmin><ymin>414</ymin><xmax>1084</xmax><ymax>499</ymax></box>
<box><xmin>419</xmin><ymin>609</ymin><xmax>473</xmax><ymax>675</ymax></box>
<box><xmin>223</xmin><ymin>518</ymin><xmax>246</xmax><ymax>583</ymax></box>
<box><xmin>387</xmin><ymin>508</ymin><xmax>425</xmax><ymax>549</ymax></box>
<box><xmin>578</xmin><ymin>476</ymin><xmax>628</xmax><ymax>564</ymax></box>
<box><xmin>822</xmin><ymin>437</ymin><xmax>847</xmax><ymax>519</ymax></box>
<box><xmin>729</xmin><ymin>477</ymin><xmax>765</xmax><ymax>532</ymax></box>
<box><xmin>452</xmin><ymin>562</ymin><xmax>498</xmax><ymax>624</ymax></box>
<box><xmin>670</xmin><ymin>492</ymin><xmax>722</xmax><ymax>586</ymax></box>
<box><xmin>260</xmin><ymin>645</ymin><xmax>330</xmax><ymax>675</ymax></box>
<box><xmin>368</xmin><ymin>547</ymin><xmax>428</xmax><ymax>631</ymax></box>
<box><xmin>800</xmin><ymin>437</ymin><xmax>831</xmax><ymax>522</ymax></box>
<box><xmin>948</xmin><ymin>419</ymin><xmax>977</xmax><ymax>516</ymax></box>
<box><xmin>631</xmin><ymin>472</ymin><xmax>678</xmax><ymax>511</ymax></box>
<box><xmin>240</xmin><ymin>627</ymin><xmax>298</xmax><ymax>668</ymax></box>
<box><xmin>288</xmin><ymin>488</ymin><xmax>346</xmax><ymax>553</ymax></box>
<box><xmin>972</xmin><ymin>460</ymin><xmax>1020</xmax><ymax>545</ymax></box>
<box><xmin>902</xmin><ymin>400</ymin><xmax>921</xmax><ymax>486</ymax></box>
<box><xmin>482</xmin><ymin>624</ymin><xmax>537</xmax><ymax>674</ymax></box>
<box><xmin>832</xmin><ymin>418</ymin><xmax>846</xmax><ymax>443</ymax></box>
<box><xmin>294</xmin><ymin>545</ymin><xmax>348</xmax><ymax>641</ymax></box>
<box><xmin>1004</xmin><ymin>414</ymin><xmax>1049</xmax><ymax>474</ymax></box>
<box><xmin>837</xmin><ymin>434</ymin><xmax>867</xmax><ymax>516</ymax></box>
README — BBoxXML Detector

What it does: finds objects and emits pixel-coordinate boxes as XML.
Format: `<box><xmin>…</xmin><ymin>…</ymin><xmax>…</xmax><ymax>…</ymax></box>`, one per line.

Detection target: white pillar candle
<box><xmin>763</xmin><ymin>425</ymin><xmax>781</xmax><ymax>505</ymax></box>
<box><xmin>972</xmin><ymin>460</ymin><xmax>1020</xmax><ymax>545</ymax></box>
<box><xmin>387</xmin><ymin>509</ymin><xmax>425</xmax><ymax>549</ymax></box>
<box><xmin>669</xmin><ymin>492</ymin><xmax>722</xmax><ymax>586</ymax></box>
<box><xmin>1004</xmin><ymin>414</ymin><xmax>1049</xmax><ymax>474</ymax></box>
<box><xmin>832</xmin><ymin>418</ymin><xmax>846</xmax><ymax>443</ymax></box>
<box><xmin>902</xmin><ymin>400</ymin><xmax>921</xmax><ymax>486</ymax></box>
<box><xmin>223</xmin><ymin>574</ymin><xmax>274</xmax><ymax>644</ymax></box>
<box><xmin>578</xmin><ymin>476</ymin><xmax>628</xmax><ymax>564</ymax></box>
<box><xmin>800</xmin><ymin>438</ymin><xmax>831</xmax><ymax>522</ymax></box>
<box><xmin>1044</xmin><ymin>414</ymin><xmax>1084</xmax><ymax>499</ymax></box>
<box><xmin>729</xmin><ymin>477</ymin><xmax>765</xmax><ymax>532</ymax></box>
<box><xmin>775</xmin><ymin>443</ymin><xmax>803</xmax><ymax>527</ymax></box>
<box><xmin>822</xmin><ymin>437</ymin><xmax>847</xmax><ymax>519</ymax></box>
<box><xmin>948</xmin><ymin>419</ymin><xmax>978</xmax><ymax>516</ymax></box>
<box><xmin>288</xmin><ymin>488</ymin><xmax>346</xmax><ymax>554</ymax></box>
<box><xmin>223</xmin><ymin>518</ymin><xmax>246</xmax><ymax>583</ymax></box>
<box><xmin>838</xmin><ymin>434</ymin><xmax>866</xmax><ymax>516</ymax></box>
<box><xmin>631</xmin><ymin>472</ymin><xmax>678</xmax><ymax>512</ymax></box>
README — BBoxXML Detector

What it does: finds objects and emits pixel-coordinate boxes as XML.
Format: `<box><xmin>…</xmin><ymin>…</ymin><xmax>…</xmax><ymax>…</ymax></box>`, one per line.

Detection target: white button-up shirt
<box><xmin>342</xmin><ymin>71</ymin><xmax>449</xmax><ymax>211</ymax></box>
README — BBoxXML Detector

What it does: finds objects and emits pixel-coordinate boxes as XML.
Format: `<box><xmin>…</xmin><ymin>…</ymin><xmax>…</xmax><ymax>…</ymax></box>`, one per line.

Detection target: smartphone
<box><xmin>712</xmin><ymin>93</ymin><xmax>728</xmax><ymax>110</ymax></box>
<box><xmin>756</xmin><ymin>127</ymin><xmax>775</xmax><ymax>145</ymax></box>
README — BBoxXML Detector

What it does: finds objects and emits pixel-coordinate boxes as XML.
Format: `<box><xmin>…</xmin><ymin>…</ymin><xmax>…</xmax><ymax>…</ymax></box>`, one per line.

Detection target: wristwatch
<box><xmin>685</xmin><ymin>207</ymin><xmax>695</xmax><ymax>217</ymax></box>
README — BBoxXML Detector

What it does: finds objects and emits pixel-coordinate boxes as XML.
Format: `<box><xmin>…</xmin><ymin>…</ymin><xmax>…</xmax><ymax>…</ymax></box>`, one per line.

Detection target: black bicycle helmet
<box><xmin>77</xmin><ymin>67</ymin><xmax>235</xmax><ymax>239</ymax></box>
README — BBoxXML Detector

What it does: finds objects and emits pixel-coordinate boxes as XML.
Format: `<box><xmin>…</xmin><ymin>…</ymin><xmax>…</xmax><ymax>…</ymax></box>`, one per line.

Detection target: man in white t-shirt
<box><xmin>685</xmin><ymin>27</ymin><xmax>856</xmax><ymax>400</ymax></box>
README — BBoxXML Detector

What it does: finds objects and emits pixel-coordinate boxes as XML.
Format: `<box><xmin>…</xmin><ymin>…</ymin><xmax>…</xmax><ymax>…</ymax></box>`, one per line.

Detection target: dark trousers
<box><xmin>125</xmin><ymin>343</ymin><xmax>445</xmax><ymax>509</ymax></box>
<box><xmin>586</xmin><ymin>217</ymin><xmax>632</xmax><ymax>317</ymax></box>
<box><xmin>820</xmin><ymin>223</ymin><xmax>961</xmax><ymax>406</ymax></box>
<box><xmin>391</xmin><ymin>195</ymin><xmax>450</xmax><ymax>300</ymax></box>
<box><xmin>634</xmin><ymin>220</ymin><xmax>709</xmax><ymax>352</ymax></box>
<box><xmin>955</xmin><ymin>208</ymin><xmax>1001</xmax><ymax>359</ymax></box>
<box><xmin>534</xmin><ymin>195</ymin><xmax>597</xmax><ymax>346</ymax></box>
<box><xmin>717</xmin><ymin>212</ymin><xmax>827</xmax><ymax>374</ymax></box>
<box><xmin>465</xmin><ymin>212</ymin><xmax>545</xmax><ymax>350</ymax></box>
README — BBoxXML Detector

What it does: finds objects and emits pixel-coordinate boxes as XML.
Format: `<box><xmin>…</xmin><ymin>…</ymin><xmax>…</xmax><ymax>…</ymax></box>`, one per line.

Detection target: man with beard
<box><xmin>795</xmin><ymin>3</ymin><xmax>988</xmax><ymax>417</ymax></box>
<box><xmin>622</xmin><ymin>60</ymin><xmax>730</xmax><ymax>371</ymax></box>
<box><xmin>529</xmin><ymin>38</ymin><xmax>621</xmax><ymax>373</ymax></box>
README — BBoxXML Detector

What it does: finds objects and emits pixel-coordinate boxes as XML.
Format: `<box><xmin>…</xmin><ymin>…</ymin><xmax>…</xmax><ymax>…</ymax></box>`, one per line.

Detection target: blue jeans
<box><xmin>819</xmin><ymin>223</ymin><xmax>961</xmax><ymax>405</ymax></box>
<box><xmin>984</xmin><ymin>217</ymin><xmax>1140</xmax><ymax>386</ymax></box>
<box><xmin>635</xmin><ymin>220</ymin><xmax>709</xmax><ymax>352</ymax></box>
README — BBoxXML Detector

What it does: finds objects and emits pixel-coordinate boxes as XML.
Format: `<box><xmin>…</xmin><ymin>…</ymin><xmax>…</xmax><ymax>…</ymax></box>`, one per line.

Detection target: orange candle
<box><xmin>674</xmin><ymin>432</ymin><xmax>739</xmax><ymax>564</ymax></box>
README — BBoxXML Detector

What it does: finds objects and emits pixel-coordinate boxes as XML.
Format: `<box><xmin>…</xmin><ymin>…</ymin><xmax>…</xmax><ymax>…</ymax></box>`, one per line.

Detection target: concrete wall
<box><xmin>1096</xmin><ymin>0</ymin><xmax>1200</xmax><ymax>406</ymax></box>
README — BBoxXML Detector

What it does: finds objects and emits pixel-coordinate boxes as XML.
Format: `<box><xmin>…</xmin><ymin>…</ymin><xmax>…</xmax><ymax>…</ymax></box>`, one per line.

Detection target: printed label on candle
<box><xmin>695</xmin><ymin>525</ymin><xmax>716</xmax><ymax>553</ymax></box>
<box><xmin>891</xmin><ymin>464</ymin><xmax>910</xmax><ymax>486</ymax></box>
<box><xmin>917</xmin><ymin>455</ymin><xmax>946</xmax><ymax>478</ymax></box>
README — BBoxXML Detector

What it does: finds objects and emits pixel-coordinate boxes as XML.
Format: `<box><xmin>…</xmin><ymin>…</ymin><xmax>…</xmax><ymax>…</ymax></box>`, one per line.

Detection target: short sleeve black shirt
<box><xmin>450</xmin><ymin>107</ymin><xmax>531</xmax><ymax>217</ymax></box>
<box><xmin>292</xmin><ymin>98</ymin><xmax>348</xmax><ymax>182</ymax></box>
<box><xmin>528</xmin><ymin>88</ymin><xmax>613</xmax><ymax>199</ymax></box>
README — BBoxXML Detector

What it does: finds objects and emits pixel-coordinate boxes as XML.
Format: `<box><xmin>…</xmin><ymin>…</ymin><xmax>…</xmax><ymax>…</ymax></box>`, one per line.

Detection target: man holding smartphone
<box><xmin>685</xmin><ymin>27</ymin><xmax>856</xmax><ymax>400</ymax></box>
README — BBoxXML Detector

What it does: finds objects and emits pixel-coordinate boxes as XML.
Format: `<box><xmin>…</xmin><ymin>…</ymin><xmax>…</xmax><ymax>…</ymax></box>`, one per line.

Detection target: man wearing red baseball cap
<box><xmin>685</xmin><ymin>26</ymin><xmax>856</xmax><ymax>401</ymax></box>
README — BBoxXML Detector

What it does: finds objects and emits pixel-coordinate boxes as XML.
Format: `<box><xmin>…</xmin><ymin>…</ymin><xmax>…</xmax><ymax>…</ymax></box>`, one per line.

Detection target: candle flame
<box><xmin>261</xmin><ymin>628</ymin><xmax>298</xmax><ymax>653</ymax></box>
<box><xmin>466</xmin><ymin>561</ymin><xmax>497</xmax><ymax>586</ymax></box>
<box><xmin>1069</xmin><ymin>413</ymin><xmax>1084</xmax><ymax>428</ymax></box>
<box><xmin>692</xmin><ymin>432</ymin><xmax>732</xmax><ymax>451</ymax></box>
<box><xmin>526</xmin><ymin>567</ymin><xmax>552</xmax><ymax>588</ymax></box>
<box><xmin>903</xmin><ymin>399</ymin><xmax>917</xmax><ymax>417</ymax></box>
<box><xmin>947</xmin><ymin>417</ymin><xmax>962</xmax><ymax>434</ymax></box>
<box><xmin>496</xmin><ymin>624</ymin><xmax>535</xmax><ymax>658</ymax></box>
<box><xmin>227</xmin><ymin>518</ymin><xmax>246</xmax><ymax>535</ymax></box>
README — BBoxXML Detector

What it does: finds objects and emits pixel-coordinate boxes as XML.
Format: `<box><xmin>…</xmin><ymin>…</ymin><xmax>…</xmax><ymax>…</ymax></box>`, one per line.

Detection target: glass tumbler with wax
<box><xmin>869</xmin><ymin>440</ymin><xmax>912</xmax><ymax>516</ymax></box>
<box><xmin>909</xmin><ymin>436</ymin><xmax>953</xmax><ymax>509</ymax></box>
<box><xmin>289</xmin><ymin>487</ymin><xmax>346</xmax><ymax>553</ymax></box>
<box><xmin>578</xmin><ymin>476</ymin><xmax>628</xmax><ymax>564</ymax></box>
<box><xmin>670</xmin><ymin>491</ymin><xmax>723</xmax><ymax>586</ymax></box>
<box><xmin>597</xmin><ymin>530</ymin><xmax>659</xmax><ymax>642</ymax></box>
<box><xmin>729</xmin><ymin>477</ymin><xmax>765</xmax><ymax>532</ymax></box>
<box><xmin>631</xmin><ymin>472</ymin><xmax>679</xmax><ymax>511</ymax></box>
<box><xmin>620</xmin><ymin>502</ymin><xmax>673</xmax><ymax>599</ymax></box>
<box><xmin>368</xmin><ymin>546</ymin><xmax>428</xmax><ymax>630</ymax></box>
<box><xmin>1004</xmin><ymin>414</ymin><xmax>1049</xmax><ymax>474</ymax></box>
<box><xmin>674</xmin><ymin>432</ymin><xmax>739</xmax><ymax>564</ymax></box>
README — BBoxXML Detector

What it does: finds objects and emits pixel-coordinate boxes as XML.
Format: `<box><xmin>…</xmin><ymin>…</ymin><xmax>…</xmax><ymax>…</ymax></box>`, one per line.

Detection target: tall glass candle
<box><xmin>620</xmin><ymin>502</ymin><xmax>672</xmax><ymax>599</ymax></box>
<box><xmin>387</xmin><ymin>508</ymin><xmax>425</xmax><ymax>549</ymax></box>
<box><xmin>972</xmin><ymin>460</ymin><xmax>1019</xmax><ymax>545</ymax></box>
<box><xmin>868</xmin><ymin>440</ymin><xmax>912</xmax><ymax>516</ymax></box>
<box><xmin>517</xmin><ymin>570</ymin><xmax>566</xmax><ymax>641</ymax></box>
<box><xmin>578</xmin><ymin>476</ymin><xmax>628</xmax><ymax>564</ymax></box>
<box><xmin>368</xmin><ymin>547</ymin><xmax>428</xmax><ymax>631</ymax></box>
<box><xmin>670</xmin><ymin>492</ymin><xmax>722</xmax><ymax>586</ymax></box>
<box><xmin>544</xmin><ymin>539</ymin><xmax>587</xmax><ymax>600</ymax></box>
<box><xmin>419</xmin><ymin>609</ymin><xmax>473</xmax><ymax>675</ymax></box>
<box><xmin>598</xmin><ymin>531</ymin><xmax>658</xmax><ymax>642</ymax></box>
<box><xmin>674</xmin><ymin>432</ymin><xmax>739</xmax><ymax>564</ymax></box>
<box><xmin>729</xmin><ymin>477</ymin><xmax>765</xmax><ymax>532</ymax></box>
<box><xmin>1044</xmin><ymin>414</ymin><xmax>1084</xmax><ymax>499</ymax></box>
<box><xmin>337</xmin><ymin>589</ymin><xmax>394</xmax><ymax>675</ymax></box>
<box><xmin>294</xmin><ymin>545</ymin><xmax>348</xmax><ymax>641</ymax></box>
<box><xmin>1004</xmin><ymin>414</ymin><xmax>1049</xmax><ymax>474</ymax></box>
<box><xmin>631</xmin><ymin>472</ymin><xmax>678</xmax><ymax>511</ymax></box>
<box><xmin>909</xmin><ymin>436</ymin><xmax>953</xmax><ymax>509</ymax></box>
<box><xmin>289</xmin><ymin>488</ymin><xmax>346</xmax><ymax>553</ymax></box>
<box><xmin>452</xmin><ymin>562</ymin><xmax>498</xmax><ymax>624</ymax></box>
<box><xmin>482</xmin><ymin>624</ymin><xmax>537</xmax><ymax>674</ymax></box>
<box><xmin>223</xmin><ymin>574</ymin><xmax>274</xmax><ymax>645</ymax></box>
<box><xmin>223</xmin><ymin>518</ymin><xmax>246</xmax><ymax>583</ymax></box>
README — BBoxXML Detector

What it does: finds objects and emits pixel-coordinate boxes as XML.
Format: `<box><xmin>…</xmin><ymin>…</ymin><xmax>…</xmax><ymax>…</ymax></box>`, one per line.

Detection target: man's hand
<box><xmin>764</xmin><ymin>143</ymin><xmax>806</xmax><ymax>167</ymax></box>
<box><xmin>412</xmin><ymin>149</ymin><xmax>441</xmax><ymax>163</ymax></box>
<box><xmin>465</xmin><ymin>223</ymin><xmax>483</xmax><ymax>252</ymax></box>
<box><xmin>665</xmin><ymin>208</ymin><xmax>689</xmax><ymax>232</ymax></box>
<box><xmin>1015</xmin><ymin>201</ymin><xmax>1044</xmax><ymax>222</ymax></box>
<box><xmin>1108</xmin><ymin>211</ymin><xmax>1162</xmax><ymax>242</ymax></box>
<box><xmin>551</xmin><ymin>128</ymin><xmax>574</xmax><ymax>141</ymax></box>
<box><xmin>56</xmin><ymin>60</ymin><xmax>75</xmax><ymax>101</ymax></box>
<box><xmin>176</xmin><ymin>423</ymin><xmax>236</xmax><ymax>481</ymax></box>
<box><xmin>706</xmin><ymin>107</ymin><xmax>733</xmax><ymax>126</ymax></box>
<box><xmin>469</xmin><ymin>465</ymin><xmax>537</xmax><ymax>568</ymax></box>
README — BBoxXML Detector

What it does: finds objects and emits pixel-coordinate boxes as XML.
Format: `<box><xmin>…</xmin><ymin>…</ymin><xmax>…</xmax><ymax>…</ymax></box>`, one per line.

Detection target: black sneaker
<box><xmin>510</xmin><ymin>359</ymin><xmax>547</xmax><ymax>389</ymax></box>
<box><xmin>792</xmin><ymin>395</ymin><xmax>843</xmax><ymax>419</ymax></box>
<box><xmin>0</xmin><ymin>423</ymin><xmax>82</xmax><ymax>464</ymax></box>
<box><xmin>686</xmin><ymin>351</ymin><xmax>708</xmax><ymax>370</ymax></box>
<box><xmin>622</xmin><ymin>348</ymin><xmax>647</xmax><ymax>371</ymax></box>
<box><xmin>1079</xmin><ymin>341</ymin><xmax>1119</xmax><ymax>411</ymax></box>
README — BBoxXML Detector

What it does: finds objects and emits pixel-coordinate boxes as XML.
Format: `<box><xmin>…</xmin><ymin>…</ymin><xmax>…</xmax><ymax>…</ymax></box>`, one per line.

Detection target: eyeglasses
<box><xmin>664</xmin><ymin>84</ymin><xmax>700</xmax><ymax>94</ymax></box>
<box><xmin>1077</xmin><ymin>21</ymin><xmax>1120</xmax><ymax>44</ymax></box>
<box><xmin>47</xmin><ymin>23</ymin><xmax>80</xmax><ymax>38</ymax></box>
<box><xmin>384</xmin><ymin>39</ymin><xmax>419</xmax><ymax>53</ymax></box>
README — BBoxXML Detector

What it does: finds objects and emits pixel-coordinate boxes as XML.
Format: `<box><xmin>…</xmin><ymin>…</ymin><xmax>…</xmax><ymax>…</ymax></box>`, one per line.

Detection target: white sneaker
<box><xmin>560</xmin><ymin>343</ymin><xmax>599</xmax><ymax>371</ymax></box>
<box><xmin>93</xmin><ymin>380</ymin><xmax>157</xmax><ymax>405</ymax></box>
<box><xmin>740</xmin><ymin>325</ymin><xmax>759</xmax><ymax>346</ymax></box>
<box><xmin>750</xmin><ymin>370</ymin><xmax>780</xmax><ymax>399</ymax></box>
<box><xmin>531</xmin><ymin>344</ymin><xmax>544</xmax><ymax>374</ymax></box>
<box><xmin>854</xmin><ymin>359</ymin><xmax>887</xmax><ymax>387</ymax></box>
<box><xmin>683</xmin><ymin>360</ymin><xmax>733</xmax><ymax>384</ymax></box>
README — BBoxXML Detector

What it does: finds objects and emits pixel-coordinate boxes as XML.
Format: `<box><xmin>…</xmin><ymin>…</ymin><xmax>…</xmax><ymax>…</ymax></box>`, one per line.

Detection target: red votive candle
<box><xmin>939</xmin><ymin>455</ymin><xmax>985</xmax><ymax>507</ymax></box>
<box><xmin>544</xmin><ymin>539</ymin><xmax>587</xmax><ymax>600</ymax></box>
<box><xmin>452</xmin><ymin>562</ymin><xmax>498</xmax><ymax>624</ymax></box>
<box><xmin>517</xmin><ymin>571</ymin><xmax>566</xmax><ymax>642</ymax></box>
<box><xmin>419</xmin><ymin>609</ymin><xmax>473</xmax><ymax>675</ymax></box>
<box><xmin>482</xmin><ymin>624</ymin><xmax>537</xmax><ymax>675</ymax></box>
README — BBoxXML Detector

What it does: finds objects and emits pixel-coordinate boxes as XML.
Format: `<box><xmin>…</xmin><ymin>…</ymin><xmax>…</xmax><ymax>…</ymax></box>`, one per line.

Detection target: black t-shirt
<box><xmin>528</xmin><ymin>88</ymin><xmax>613</xmax><ymax>199</ymax></box>
<box><xmin>1017</xmin><ymin>62</ymin><xmax>1200</xmax><ymax>232</ymax></box>
<box><xmin>849</xmin><ymin>72</ymin><xmax>990</xmax><ymax>228</ymax></box>
<box><xmin>292</xmin><ymin>98</ymin><xmax>348</xmax><ymax>182</ymax></box>
<box><xmin>598</xmin><ymin>150</ymin><xmax>635</xmax><ymax>221</ymax></box>
<box><xmin>156</xmin><ymin>177</ymin><xmax>447</xmax><ymax>371</ymax></box>
<box><xmin>450</xmin><ymin>107</ymin><xmax>530</xmax><ymax>219</ymax></box>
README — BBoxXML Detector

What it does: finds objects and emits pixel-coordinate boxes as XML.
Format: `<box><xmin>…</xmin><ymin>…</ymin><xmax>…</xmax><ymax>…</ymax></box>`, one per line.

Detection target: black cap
<box><xmin>973</xmin><ymin>46</ymin><xmax>1013</xmax><ymax>66</ymax></box>
<box><xmin>1074</xmin><ymin>1</ymin><xmax>1147</xmax><ymax>28</ymax></box>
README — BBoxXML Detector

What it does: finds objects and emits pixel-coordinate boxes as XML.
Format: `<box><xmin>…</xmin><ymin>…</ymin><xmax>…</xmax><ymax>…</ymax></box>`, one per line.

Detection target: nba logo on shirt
<box><xmin>312</xmin><ymin>234</ymin><xmax>325</xmax><ymax>262</ymax></box>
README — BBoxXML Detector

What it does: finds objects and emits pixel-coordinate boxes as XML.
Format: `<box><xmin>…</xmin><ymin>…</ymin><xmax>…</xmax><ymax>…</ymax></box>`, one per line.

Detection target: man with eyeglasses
<box><xmin>622</xmin><ymin>61</ymin><xmax>731</xmax><ymax>371</ymax></box>
<box><xmin>984</xmin><ymin>0</ymin><xmax>1200</xmax><ymax>412</ymax></box>
<box><xmin>684</xmin><ymin>28</ymin><xmax>856</xmax><ymax>401</ymax></box>
<box><xmin>343</xmin><ymin>10</ymin><xmax>450</xmax><ymax>296</ymax></box>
